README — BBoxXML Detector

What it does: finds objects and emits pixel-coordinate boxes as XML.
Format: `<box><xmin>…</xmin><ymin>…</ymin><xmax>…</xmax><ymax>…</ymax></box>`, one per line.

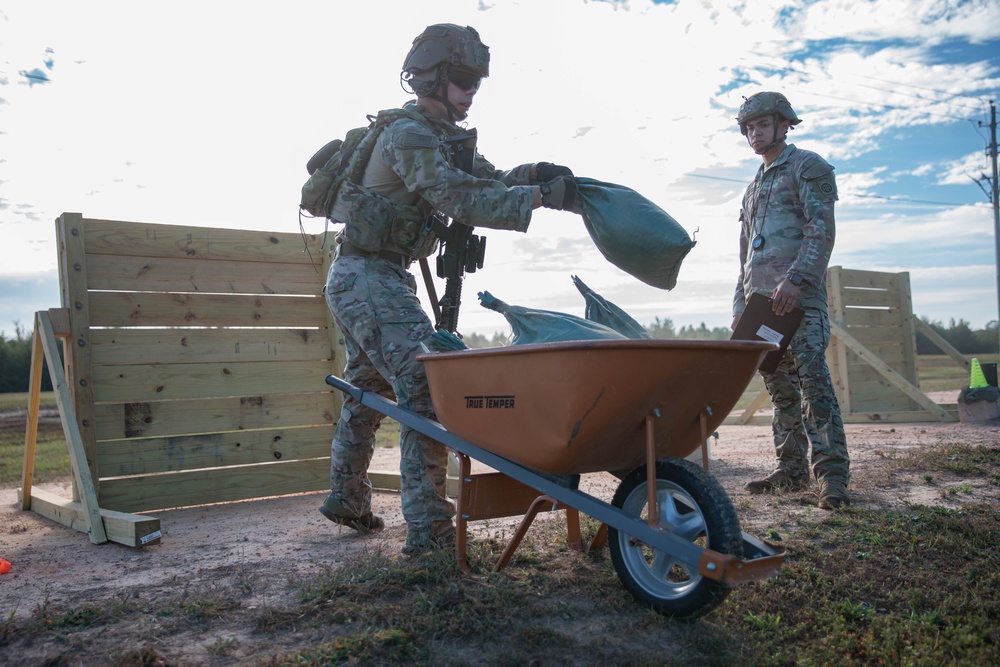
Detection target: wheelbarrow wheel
<box><xmin>608</xmin><ymin>457</ymin><xmax>743</xmax><ymax>619</ymax></box>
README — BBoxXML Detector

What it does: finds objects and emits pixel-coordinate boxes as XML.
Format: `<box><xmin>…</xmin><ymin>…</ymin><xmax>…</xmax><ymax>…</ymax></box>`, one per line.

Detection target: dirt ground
<box><xmin>1</xmin><ymin>394</ymin><xmax>998</xmax><ymax>663</ymax></box>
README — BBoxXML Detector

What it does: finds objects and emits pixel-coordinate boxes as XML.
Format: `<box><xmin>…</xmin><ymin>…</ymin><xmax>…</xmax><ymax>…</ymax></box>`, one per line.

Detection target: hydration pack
<box><xmin>299</xmin><ymin>108</ymin><xmax>424</xmax><ymax>219</ymax></box>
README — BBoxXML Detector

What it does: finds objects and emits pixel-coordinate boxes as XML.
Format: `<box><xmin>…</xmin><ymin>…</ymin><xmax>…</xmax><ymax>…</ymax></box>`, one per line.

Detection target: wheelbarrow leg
<box><xmin>455</xmin><ymin>451</ymin><xmax>473</xmax><ymax>572</ymax></box>
<box><xmin>645</xmin><ymin>410</ymin><xmax>660</xmax><ymax>526</ymax></box>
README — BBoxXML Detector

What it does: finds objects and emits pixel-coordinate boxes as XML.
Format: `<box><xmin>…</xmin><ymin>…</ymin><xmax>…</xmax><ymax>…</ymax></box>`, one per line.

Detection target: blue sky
<box><xmin>1</xmin><ymin>0</ymin><xmax>999</xmax><ymax>339</ymax></box>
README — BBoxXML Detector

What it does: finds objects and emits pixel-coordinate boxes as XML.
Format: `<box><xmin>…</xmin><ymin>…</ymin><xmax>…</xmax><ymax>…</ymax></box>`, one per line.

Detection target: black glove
<box><xmin>540</xmin><ymin>176</ymin><xmax>578</xmax><ymax>211</ymax></box>
<box><xmin>534</xmin><ymin>162</ymin><xmax>574</xmax><ymax>183</ymax></box>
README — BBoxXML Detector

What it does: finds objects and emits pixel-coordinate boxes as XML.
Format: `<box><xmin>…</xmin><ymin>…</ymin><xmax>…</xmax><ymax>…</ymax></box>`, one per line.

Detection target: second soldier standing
<box><xmin>731</xmin><ymin>92</ymin><xmax>851</xmax><ymax>510</ymax></box>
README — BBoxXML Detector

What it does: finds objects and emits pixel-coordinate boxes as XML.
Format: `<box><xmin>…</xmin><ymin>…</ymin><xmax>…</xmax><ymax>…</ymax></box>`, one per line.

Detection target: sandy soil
<box><xmin>1</xmin><ymin>395</ymin><xmax>998</xmax><ymax>663</ymax></box>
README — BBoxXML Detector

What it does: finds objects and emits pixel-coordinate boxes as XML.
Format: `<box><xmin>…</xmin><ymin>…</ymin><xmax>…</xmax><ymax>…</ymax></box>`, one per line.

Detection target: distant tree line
<box><xmin>466</xmin><ymin>316</ymin><xmax>999</xmax><ymax>353</ymax></box>
<box><xmin>0</xmin><ymin>323</ymin><xmax>54</xmax><ymax>393</ymax></box>
<box><xmin>1</xmin><ymin>316</ymin><xmax>994</xmax><ymax>394</ymax></box>
<box><xmin>916</xmin><ymin>317</ymin><xmax>999</xmax><ymax>355</ymax></box>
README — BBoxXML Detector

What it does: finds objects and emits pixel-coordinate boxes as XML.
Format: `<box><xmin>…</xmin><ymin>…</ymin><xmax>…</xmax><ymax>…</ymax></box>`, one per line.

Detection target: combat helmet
<box><xmin>737</xmin><ymin>92</ymin><xmax>802</xmax><ymax>136</ymax></box>
<box><xmin>401</xmin><ymin>24</ymin><xmax>489</xmax><ymax>122</ymax></box>
<box><xmin>403</xmin><ymin>24</ymin><xmax>490</xmax><ymax>79</ymax></box>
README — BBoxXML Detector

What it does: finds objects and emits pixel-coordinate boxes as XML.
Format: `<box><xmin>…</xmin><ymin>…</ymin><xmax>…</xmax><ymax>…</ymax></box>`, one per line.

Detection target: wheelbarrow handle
<box><xmin>325</xmin><ymin>374</ymin><xmax>365</xmax><ymax>403</ymax></box>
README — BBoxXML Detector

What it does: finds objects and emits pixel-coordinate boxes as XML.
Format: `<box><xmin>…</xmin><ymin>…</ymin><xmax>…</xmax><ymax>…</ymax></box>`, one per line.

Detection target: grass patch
<box><xmin>0</xmin><ymin>392</ymin><xmax>57</xmax><ymax>413</ymax></box>
<box><xmin>918</xmin><ymin>354</ymin><xmax>998</xmax><ymax>393</ymax></box>
<box><xmin>2</xmin><ymin>443</ymin><xmax>998</xmax><ymax>665</ymax></box>
<box><xmin>0</xmin><ymin>430</ymin><xmax>70</xmax><ymax>486</ymax></box>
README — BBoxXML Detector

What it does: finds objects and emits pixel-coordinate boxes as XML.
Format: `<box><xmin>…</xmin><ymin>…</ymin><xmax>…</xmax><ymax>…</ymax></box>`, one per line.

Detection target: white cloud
<box><xmin>1</xmin><ymin>0</ymin><xmax>999</xmax><ymax>337</ymax></box>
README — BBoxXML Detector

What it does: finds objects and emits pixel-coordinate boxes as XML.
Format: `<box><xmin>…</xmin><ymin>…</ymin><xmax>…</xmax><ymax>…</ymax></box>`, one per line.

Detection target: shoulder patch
<box><xmin>399</xmin><ymin>131</ymin><xmax>438</xmax><ymax>150</ymax></box>
<box><xmin>806</xmin><ymin>172</ymin><xmax>838</xmax><ymax>201</ymax></box>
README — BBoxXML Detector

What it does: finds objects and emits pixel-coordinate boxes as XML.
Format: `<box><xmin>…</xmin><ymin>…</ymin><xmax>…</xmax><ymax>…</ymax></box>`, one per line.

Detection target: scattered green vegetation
<box><xmin>2</xmin><ymin>443</ymin><xmax>997</xmax><ymax>665</ymax></box>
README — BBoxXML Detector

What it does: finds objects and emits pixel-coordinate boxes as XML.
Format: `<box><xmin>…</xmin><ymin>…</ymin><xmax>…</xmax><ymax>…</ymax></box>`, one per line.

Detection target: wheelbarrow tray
<box><xmin>417</xmin><ymin>339</ymin><xmax>775</xmax><ymax>475</ymax></box>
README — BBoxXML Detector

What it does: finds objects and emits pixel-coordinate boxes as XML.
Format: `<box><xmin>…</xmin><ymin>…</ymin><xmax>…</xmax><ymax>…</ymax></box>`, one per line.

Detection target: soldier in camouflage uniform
<box><xmin>731</xmin><ymin>92</ymin><xmax>851</xmax><ymax>510</ymax></box>
<box><xmin>319</xmin><ymin>24</ymin><xmax>577</xmax><ymax>554</ymax></box>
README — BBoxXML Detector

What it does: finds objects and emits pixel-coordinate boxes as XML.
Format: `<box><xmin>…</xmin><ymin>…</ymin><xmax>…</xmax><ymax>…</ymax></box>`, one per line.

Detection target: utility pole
<box><xmin>990</xmin><ymin>102</ymin><xmax>1000</xmax><ymax>354</ymax></box>
<box><xmin>980</xmin><ymin>101</ymin><xmax>1000</xmax><ymax>354</ymax></box>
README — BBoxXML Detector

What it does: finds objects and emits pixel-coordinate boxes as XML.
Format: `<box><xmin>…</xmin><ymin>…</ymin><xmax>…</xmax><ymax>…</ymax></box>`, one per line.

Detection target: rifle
<box><xmin>424</xmin><ymin>216</ymin><xmax>486</xmax><ymax>334</ymax></box>
<box><xmin>422</xmin><ymin>129</ymin><xmax>486</xmax><ymax>334</ymax></box>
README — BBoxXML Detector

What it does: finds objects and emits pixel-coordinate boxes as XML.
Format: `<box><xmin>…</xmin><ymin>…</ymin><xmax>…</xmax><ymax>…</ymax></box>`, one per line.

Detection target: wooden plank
<box><xmin>736</xmin><ymin>387</ymin><xmax>770</xmax><ymax>425</ymax></box>
<box><xmin>87</xmin><ymin>291</ymin><xmax>327</xmax><ymax>328</ymax></box>
<box><xmin>37</xmin><ymin>310</ymin><xmax>108</xmax><ymax>543</ymax></box>
<box><xmin>839</xmin><ymin>289</ymin><xmax>899</xmax><ymax>308</ymax></box>
<box><xmin>89</xmin><ymin>328</ymin><xmax>333</xmax><ymax>365</ymax></box>
<box><xmin>21</xmin><ymin>319</ymin><xmax>46</xmax><ymax>510</ymax></box>
<box><xmin>826</xmin><ymin>266</ymin><xmax>852</xmax><ymax>411</ymax></box>
<box><xmin>97</xmin><ymin>458</ymin><xmax>333</xmax><ymax>513</ymax></box>
<box><xmin>85</xmin><ymin>253</ymin><xmax>324</xmax><ymax>296</ymax></box>
<box><xmin>93</xmin><ymin>392</ymin><xmax>338</xmax><ymax>440</ymax></box>
<box><xmin>90</xmin><ymin>359</ymin><xmax>334</xmax><ymax>402</ymax></box>
<box><xmin>841</xmin><ymin>308</ymin><xmax>899</xmax><ymax>328</ymax></box>
<box><xmin>96</xmin><ymin>425</ymin><xmax>334</xmax><ymax>476</ymax></box>
<box><xmin>835</xmin><ymin>268</ymin><xmax>899</xmax><ymax>291</ymax></box>
<box><xmin>22</xmin><ymin>487</ymin><xmax>162</xmax><ymax>547</ymax></box>
<box><xmin>897</xmin><ymin>272</ymin><xmax>920</xmax><ymax>384</ymax></box>
<box><xmin>914</xmin><ymin>319</ymin><xmax>969</xmax><ymax>370</ymax></box>
<box><xmin>58</xmin><ymin>213</ymin><xmax>100</xmax><ymax>500</ymax></box>
<box><xmin>81</xmin><ymin>217</ymin><xmax>331</xmax><ymax>264</ymax></box>
<box><xmin>845</xmin><ymin>343</ymin><xmax>906</xmax><ymax>366</ymax></box>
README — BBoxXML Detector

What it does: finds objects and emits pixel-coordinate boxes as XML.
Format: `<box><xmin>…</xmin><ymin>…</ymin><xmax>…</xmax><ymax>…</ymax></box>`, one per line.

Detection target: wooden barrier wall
<box><xmin>22</xmin><ymin>213</ymin><xmax>348</xmax><ymax>543</ymax></box>
<box><xmin>826</xmin><ymin>266</ymin><xmax>954</xmax><ymax>422</ymax></box>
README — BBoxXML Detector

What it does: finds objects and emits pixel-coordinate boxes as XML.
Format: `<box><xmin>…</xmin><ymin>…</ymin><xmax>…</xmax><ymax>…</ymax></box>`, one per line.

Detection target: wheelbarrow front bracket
<box><xmin>326</xmin><ymin>374</ymin><xmax>783</xmax><ymax>584</ymax></box>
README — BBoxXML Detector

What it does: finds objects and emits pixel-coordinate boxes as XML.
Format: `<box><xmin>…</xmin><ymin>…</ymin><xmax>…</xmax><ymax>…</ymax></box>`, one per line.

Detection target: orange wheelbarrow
<box><xmin>327</xmin><ymin>338</ymin><xmax>784</xmax><ymax>619</ymax></box>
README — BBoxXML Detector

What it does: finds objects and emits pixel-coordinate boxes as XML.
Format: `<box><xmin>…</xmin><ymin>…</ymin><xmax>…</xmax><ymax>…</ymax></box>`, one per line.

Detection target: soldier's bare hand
<box><xmin>771</xmin><ymin>280</ymin><xmax>800</xmax><ymax>316</ymax></box>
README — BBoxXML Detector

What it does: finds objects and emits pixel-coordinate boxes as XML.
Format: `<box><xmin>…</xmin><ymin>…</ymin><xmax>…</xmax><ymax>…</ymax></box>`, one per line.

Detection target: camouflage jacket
<box><xmin>331</xmin><ymin>102</ymin><xmax>534</xmax><ymax>257</ymax></box>
<box><xmin>733</xmin><ymin>144</ymin><xmax>838</xmax><ymax>317</ymax></box>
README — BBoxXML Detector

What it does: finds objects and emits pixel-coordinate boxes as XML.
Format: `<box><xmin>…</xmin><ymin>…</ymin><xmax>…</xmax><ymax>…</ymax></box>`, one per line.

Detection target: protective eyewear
<box><xmin>449</xmin><ymin>70</ymin><xmax>482</xmax><ymax>91</ymax></box>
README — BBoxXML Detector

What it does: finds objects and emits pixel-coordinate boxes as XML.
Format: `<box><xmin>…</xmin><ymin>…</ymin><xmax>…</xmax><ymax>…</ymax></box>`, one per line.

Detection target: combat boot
<box><xmin>745</xmin><ymin>468</ymin><xmax>810</xmax><ymax>494</ymax></box>
<box><xmin>402</xmin><ymin>520</ymin><xmax>456</xmax><ymax>557</ymax></box>
<box><xmin>817</xmin><ymin>478</ymin><xmax>850</xmax><ymax>510</ymax></box>
<box><xmin>319</xmin><ymin>494</ymin><xmax>384</xmax><ymax>534</ymax></box>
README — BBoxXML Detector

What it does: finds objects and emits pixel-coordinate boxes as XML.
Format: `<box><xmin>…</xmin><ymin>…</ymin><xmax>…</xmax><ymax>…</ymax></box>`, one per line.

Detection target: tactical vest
<box><xmin>322</xmin><ymin>108</ymin><xmax>445</xmax><ymax>259</ymax></box>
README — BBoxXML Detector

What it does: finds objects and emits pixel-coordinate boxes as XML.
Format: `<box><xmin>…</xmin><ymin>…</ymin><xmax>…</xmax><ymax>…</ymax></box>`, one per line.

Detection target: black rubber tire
<box><xmin>608</xmin><ymin>458</ymin><xmax>744</xmax><ymax>619</ymax></box>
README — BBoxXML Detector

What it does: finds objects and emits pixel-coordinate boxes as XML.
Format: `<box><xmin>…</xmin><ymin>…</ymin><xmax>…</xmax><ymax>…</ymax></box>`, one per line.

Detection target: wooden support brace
<box><xmin>19</xmin><ymin>487</ymin><xmax>162</xmax><ymax>548</ymax></box>
<box><xmin>30</xmin><ymin>310</ymin><xmax>109</xmax><ymax>544</ymax></box>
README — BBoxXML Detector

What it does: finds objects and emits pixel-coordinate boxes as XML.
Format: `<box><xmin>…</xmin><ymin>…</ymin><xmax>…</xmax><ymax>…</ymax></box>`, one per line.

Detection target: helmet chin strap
<box><xmin>428</xmin><ymin>66</ymin><xmax>466</xmax><ymax>123</ymax></box>
<box><xmin>750</xmin><ymin>114</ymin><xmax>787</xmax><ymax>155</ymax></box>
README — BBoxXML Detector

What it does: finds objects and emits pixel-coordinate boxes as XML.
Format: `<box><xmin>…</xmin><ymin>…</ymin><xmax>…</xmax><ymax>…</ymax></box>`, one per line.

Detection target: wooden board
<box><xmin>97</xmin><ymin>458</ymin><xmax>333</xmax><ymax>513</ymax></box>
<box><xmin>87</xmin><ymin>292</ymin><xmax>327</xmax><ymax>328</ymax></box>
<box><xmin>93</xmin><ymin>393</ymin><xmax>338</xmax><ymax>440</ymax></box>
<box><xmin>96</xmin><ymin>425</ymin><xmax>334</xmax><ymax>476</ymax></box>
<box><xmin>89</xmin><ymin>328</ymin><xmax>333</xmax><ymax>365</ymax></box>
<box><xmin>89</xmin><ymin>360</ymin><xmax>333</xmax><ymax>402</ymax></box>
<box><xmin>85</xmin><ymin>253</ymin><xmax>324</xmax><ymax>295</ymax></box>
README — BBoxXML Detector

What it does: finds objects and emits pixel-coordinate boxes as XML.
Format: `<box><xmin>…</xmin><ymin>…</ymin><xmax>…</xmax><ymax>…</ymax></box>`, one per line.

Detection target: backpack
<box><xmin>299</xmin><ymin>108</ymin><xmax>424</xmax><ymax>220</ymax></box>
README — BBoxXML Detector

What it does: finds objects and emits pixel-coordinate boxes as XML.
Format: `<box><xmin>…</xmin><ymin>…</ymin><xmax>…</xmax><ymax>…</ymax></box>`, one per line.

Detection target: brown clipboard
<box><xmin>730</xmin><ymin>292</ymin><xmax>803</xmax><ymax>373</ymax></box>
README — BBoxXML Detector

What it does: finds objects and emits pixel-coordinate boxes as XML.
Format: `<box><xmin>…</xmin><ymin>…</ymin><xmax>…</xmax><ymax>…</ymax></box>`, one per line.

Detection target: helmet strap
<box><xmin>751</xmin><ymin>114</ymin><xmax>788</xmax><ymax>155</ymax></box>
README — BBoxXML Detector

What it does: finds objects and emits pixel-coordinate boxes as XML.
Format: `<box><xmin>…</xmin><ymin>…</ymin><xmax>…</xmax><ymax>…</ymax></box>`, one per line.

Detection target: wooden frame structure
<box><xmin>729</xmin><ymin>266</ymin><xmax>962</xmax><ymax>425</ymax></box>
<box><xmin>20</xmin><ymin>213</ymin><xmax>367</xmax><ymax>545</ymax></box>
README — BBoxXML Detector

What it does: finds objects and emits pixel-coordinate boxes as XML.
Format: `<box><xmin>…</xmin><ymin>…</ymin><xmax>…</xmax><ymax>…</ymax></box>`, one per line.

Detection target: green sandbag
<box><xmin>570</xmin><ymin>177</ymin><xmax>695</xmax><ymax>290</ymax></box>
<box><xmin>572</xmin><ymin>275</ymin><xmax>651</xmax><ymax>339</ymax></box>
<box><xmin>479</xmin><ymin>291</ymin><xmax>626</xmax><ymax>345</ymax></box>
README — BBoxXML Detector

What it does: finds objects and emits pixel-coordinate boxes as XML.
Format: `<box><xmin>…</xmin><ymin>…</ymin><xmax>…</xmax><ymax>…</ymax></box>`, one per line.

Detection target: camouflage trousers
<box><xmin>324</xmin><ymin>256</ymin><xmax>455</xmax><ymax>542</ymax></box>
<box><xmin>760</xmin><ymin>307</ymin><xmax>850</xmax><ymax>485</ymax></box>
